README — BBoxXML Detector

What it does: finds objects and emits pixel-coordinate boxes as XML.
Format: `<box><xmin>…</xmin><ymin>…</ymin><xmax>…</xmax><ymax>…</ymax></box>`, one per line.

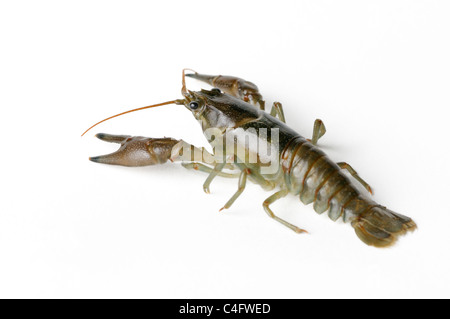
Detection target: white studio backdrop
<box><xmin>1</xmin><ymin>0</ymin><xmax>449</xmax><ymax>298</ymax></box>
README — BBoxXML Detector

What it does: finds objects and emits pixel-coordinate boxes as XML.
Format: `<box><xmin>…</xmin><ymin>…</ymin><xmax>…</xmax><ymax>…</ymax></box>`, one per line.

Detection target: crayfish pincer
<box><xmin>82</xmin><ymin>69</ymin><xmax>416</xmax><ymax>248</ymax></box>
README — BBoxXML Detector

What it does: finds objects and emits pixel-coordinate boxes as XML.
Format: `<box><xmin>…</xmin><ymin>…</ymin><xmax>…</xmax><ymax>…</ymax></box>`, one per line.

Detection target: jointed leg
<box><xmin>337</xmin><ymin>162</ymin><xmax>373</xmax><ymax>195</ymax></box>
<box><xmin>263</xmin><ymin>189</ymin><xmax>308</xmax><ymax>234</ymax></box>
<box><xmin>270</xmin><ymin>102</ymin><xmax>286</xmax><ymax>123</ymax></box>
<box><xmin>310</xmin><ymin>119</ymin><xmax>326</xmax><ymax>145</ymax></box>
<box><xmin>89</xmin><ymin>133</ymin><xmax>247</xmax><ymax>198</ymax></box>
<box><xmin>219</xmin><ymin>163</ymin><xmax>275</xmax><ymax>212</ymax></box>
<box><xmin>90</xmin><ymin>134</ymin><xmax>221</xmax><ymax>168</ymax></box>
<box><xmin>181</xmin><ymin>162</ymin><xmax>239</xmax><ymax>178</ymax></box>
<box><xmin>203</xmin><ymin>162</ymin><xmax>227</xmax><ymax>194</ymax></box>
<box><xmin>233</xmin><ymin>163</ymin><xmax>275</xmax><ymax>191</ymax></box>
<box><xmin>219</xmin><ymin>168</ymin><xmax>250</xmax><ymax>211</ymax></box>
<box><xmin>269</xmin><ymin>104</ymin><xmax>325</xmax><ymax>145</ymax></box>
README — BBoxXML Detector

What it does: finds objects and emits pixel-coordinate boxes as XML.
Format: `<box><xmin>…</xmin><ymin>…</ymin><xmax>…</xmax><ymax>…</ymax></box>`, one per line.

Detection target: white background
<box><xmin>1</xmin><ymin>1</ymin><xmax>449</xmax><ymax>298</ymax></box>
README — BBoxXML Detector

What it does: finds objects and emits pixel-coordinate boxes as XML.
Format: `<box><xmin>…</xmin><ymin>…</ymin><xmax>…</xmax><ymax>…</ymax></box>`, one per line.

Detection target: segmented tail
<box><xmin>351</xmin><ymin>206</ymin><xmax>417</xmax><ymax>247</ymax></box>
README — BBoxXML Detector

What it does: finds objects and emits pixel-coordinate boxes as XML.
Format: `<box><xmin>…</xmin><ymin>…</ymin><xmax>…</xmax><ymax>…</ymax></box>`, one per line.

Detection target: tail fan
<box><xmin>351</xmin><ymin>206</ymin><xmax>417</xmax><ymax>247</ymax></box>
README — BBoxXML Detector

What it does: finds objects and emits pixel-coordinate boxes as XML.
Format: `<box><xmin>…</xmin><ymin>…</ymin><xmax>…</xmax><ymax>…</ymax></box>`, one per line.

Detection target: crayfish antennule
<box><xmin>181</xmin><ymin>68</ymin><xmax>197</xmax><ymax>96</ymax></box>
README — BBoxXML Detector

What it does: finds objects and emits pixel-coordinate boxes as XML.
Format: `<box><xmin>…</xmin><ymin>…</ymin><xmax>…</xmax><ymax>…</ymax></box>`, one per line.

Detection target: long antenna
<box><xmin>81</xmin><ymin>100</ymin><xmax>183</xmax><ymax>136</ymax></box>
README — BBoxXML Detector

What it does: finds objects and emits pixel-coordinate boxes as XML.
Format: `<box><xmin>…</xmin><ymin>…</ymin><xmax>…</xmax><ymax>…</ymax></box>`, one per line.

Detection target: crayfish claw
<box><xmin>89</xmin><ymin>134</ymin><xmax>180</xmax><ymax>167</ymax></box>
<box><xmin>185</xmin><ymin>71</ymin><xmax>265</xmax><ymax>110</ymax></box>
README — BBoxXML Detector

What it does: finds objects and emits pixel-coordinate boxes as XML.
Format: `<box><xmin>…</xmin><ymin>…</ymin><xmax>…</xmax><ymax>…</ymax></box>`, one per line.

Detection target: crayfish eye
<box><xmin>189</xmin><ymin>101</ymin><xmax>199</xmax><ymax>109</ymax></box>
